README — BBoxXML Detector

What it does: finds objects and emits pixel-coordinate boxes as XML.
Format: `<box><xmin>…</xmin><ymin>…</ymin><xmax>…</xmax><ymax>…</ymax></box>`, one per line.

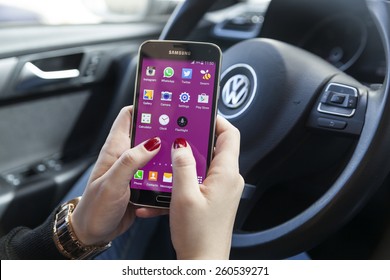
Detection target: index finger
<box><xmin>214</xmin><ymin>115</ymin><xmax>241</xmax><ymax>159</ymax></box>
<box><xmin>106</xmin><ymin>105</ymin><xmax>133</xmax><ymax>144</ymax></box>
<box><xmin>90</xmin><ymin>106</ymin><xmax>133</xmax><ymax>181</ymax></box>
<box><xmin>202</xmin><ymin>115</ymin><xmax>242</xmax><ymax>193</ymax></box>
<box><xmin>204</xmin><ymin>116</ymin><xmax>241</xmax><ymax>181</ymax></box>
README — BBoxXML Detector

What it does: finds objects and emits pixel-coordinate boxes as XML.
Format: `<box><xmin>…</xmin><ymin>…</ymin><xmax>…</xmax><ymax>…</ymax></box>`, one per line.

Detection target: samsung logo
<box><xmin>169</xmin><ymin>50</ymin><xmax>191</xmax><ymax>56</ymax></box>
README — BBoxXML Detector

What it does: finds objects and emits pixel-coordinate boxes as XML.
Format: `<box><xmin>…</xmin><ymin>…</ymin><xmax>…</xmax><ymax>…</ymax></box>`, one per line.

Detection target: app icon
<box><xmin>179</xmin><ymin>92</ymin><xmax>190</xmax><ymax>103</ymax></box>
<box><xmin>163</xmin><ymin>67</ymin><xmax>174</xmax><ymax>78</ymax></box>
<box><xmin>146</xmin><ymin>66</ymin><xmax>156</xmax><ymax>76</ymax></box>
<box><xmin>177</xmin><ymin>116</ymin><xmax>188</xmax><ymax>127</ymax></box>
<box><xmin>134</xmin><ymin>170</ymin><xmax>144</xmax><ymax>180</ymax></box>
<box><xmin>148</xmin><ymin>171</ymin><xmax>158</xmax><ymax>181</ymax></box>
<box><xmin>141</xmin><ymin>113</ymin><xmax>152</xmax><ymax>124</ymax></box>
<box><xmin>163</xmin><ymin>172</ymin><xmax>173</xmax><ymax>183</ymax></box>
<box><xmin>161</xmin><ymin>91</ymin><xmax>172</xmax><ymax>101</ymax></box>
<box><xmin>201</xmin><ymin>69</ymin><xmax>211</xmax><ymax>80</ymax></box>
<box><xmin>198</xmin><ymin>93</ymin><xmax>209</xmax><ymax>103</ymax></box>
<box><xmin>182</xmin><ymin>68</ymin><xmax>193</xmax><ymax>79</ymax></box>
<box><xmin>143</xmin><ymin>89</ymin><xmax>154</xmax><ymax>100</ymax></box>
<box><xmin>159</xmin><ymin>114</ymin><xmax>170</xmax><ymax>126</ymax></box>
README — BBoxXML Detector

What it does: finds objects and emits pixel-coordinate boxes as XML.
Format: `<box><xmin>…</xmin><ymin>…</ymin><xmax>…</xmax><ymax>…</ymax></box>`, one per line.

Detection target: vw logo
<box><xmin>219</xmin><ymin>64</ymin><xmax>257</xmax><ymax>119</ymax></box>
<box><xmin>222</xmin><ymin>74</ymin><xmax>250</xmax><ymax>109</ymax></box>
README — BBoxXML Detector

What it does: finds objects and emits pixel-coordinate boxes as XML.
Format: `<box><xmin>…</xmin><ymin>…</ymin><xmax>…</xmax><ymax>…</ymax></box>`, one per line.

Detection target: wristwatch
<box><xmin>53</xmin><ymin>196</ymin><xmax>111</xmax><ymax>260</ymax></box>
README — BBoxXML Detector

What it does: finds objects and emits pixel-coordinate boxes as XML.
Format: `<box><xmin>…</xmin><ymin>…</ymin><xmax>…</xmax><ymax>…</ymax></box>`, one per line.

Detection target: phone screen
<box><xmin>130</xmin><ymin>41</ymin><xmax>221</xmax><ymax>207</ymax></box>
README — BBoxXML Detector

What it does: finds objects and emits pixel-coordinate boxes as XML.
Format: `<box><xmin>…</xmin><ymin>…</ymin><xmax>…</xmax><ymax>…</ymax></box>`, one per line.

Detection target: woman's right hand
<box><xmin>169</xmin><ymin>116</ymin><xmax>244</xmax><ymax>260</ymax></box>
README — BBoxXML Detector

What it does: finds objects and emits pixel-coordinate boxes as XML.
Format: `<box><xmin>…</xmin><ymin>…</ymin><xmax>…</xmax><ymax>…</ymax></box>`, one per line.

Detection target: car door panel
<box><xmin>0</xmin><ymin>58</ymin><xmax>18</xmax><ymax>98</ymax></box>
<box><xmin>0</xmin><ymin>90</ymin><xmax>89</xmax><ymax>172</ymax></box>
<box><xmin>0</xmin><ymin>23</ymin><xmax>162</xmax><ymax>234</ymax></box>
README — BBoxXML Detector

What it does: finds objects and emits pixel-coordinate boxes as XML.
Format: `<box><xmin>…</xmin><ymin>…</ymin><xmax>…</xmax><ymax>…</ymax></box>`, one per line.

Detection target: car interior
<box><xmin>0</xmin><ymin>0</ymin><xmax>389</xmax><ymax>260</ymax></box>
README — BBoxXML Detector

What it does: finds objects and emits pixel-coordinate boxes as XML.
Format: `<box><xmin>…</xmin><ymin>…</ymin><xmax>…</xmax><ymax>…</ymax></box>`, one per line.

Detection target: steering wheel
<box><xmin>159</xmin><ymin>0</ymin><xmax>390</xmax><ymax>259</ymax></box>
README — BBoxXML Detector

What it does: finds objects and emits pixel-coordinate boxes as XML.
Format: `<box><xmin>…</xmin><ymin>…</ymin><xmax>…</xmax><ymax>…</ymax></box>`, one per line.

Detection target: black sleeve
<box><xmin>0</xmin><ymin>210</ymin><xmax>66</xmax><ymax>260</ymax></box>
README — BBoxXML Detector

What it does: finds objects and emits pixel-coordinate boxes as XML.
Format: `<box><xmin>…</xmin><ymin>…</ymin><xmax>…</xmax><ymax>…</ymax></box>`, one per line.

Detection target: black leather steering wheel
<box><xmin>160</xmin><ymin>0</ymin><xmax>390</xmax><ymax>259</ymax></box>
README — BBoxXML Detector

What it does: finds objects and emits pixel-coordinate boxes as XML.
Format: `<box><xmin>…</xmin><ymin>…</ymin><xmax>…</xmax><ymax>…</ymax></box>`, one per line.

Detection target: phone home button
<box><xmin>156</xmin><ymin>195</ymin><xmax>171</xmax><ymax>204</ymax></box>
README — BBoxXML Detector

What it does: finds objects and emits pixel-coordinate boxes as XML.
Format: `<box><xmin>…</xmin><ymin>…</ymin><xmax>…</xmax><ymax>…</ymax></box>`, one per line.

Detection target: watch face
<box><xmin>159</xmin><ymin>114</ymin><xmax>170</xmax><ymax>126</ymax></box>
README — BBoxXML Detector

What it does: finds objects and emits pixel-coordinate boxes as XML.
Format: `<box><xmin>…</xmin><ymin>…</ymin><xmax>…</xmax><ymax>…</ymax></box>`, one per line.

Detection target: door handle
<box><xmin>24</xmin><ymin>62</ymin><xmax>80</xmax><ymax>80</ymax></box>
<box><xmin>16</xmin><ymin>62</ymin><xmax>81</xmax><ymax>92</ymax></box>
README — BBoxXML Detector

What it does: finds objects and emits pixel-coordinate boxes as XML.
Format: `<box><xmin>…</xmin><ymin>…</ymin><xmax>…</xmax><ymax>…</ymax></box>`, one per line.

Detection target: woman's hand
<box><xmin>169</xmin><ymin>116</ymin><xmax>244</xmax><ymax>259</ymax></box>
<box><xmin>69</xmin><ymin>106</ymin><xmax>244</xmax><ymax>260</ymax></box>
<box><xmin>70</xmin><ymin>106</ymin><xmax>164</xmax><ymax>246</ymax></box>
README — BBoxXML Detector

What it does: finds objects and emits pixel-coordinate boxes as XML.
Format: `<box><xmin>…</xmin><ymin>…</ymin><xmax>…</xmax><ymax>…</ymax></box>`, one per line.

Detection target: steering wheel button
<box><xmin>330</xmin><ymin>94</ymin><xmax>346</xmax><ymax>104</ymax></box>
<box><xmin>328</xmin><ymin>84</ymin><xmax>357</xmax><ymax>96</ymax></box>
<box><xmin>347</xmin><ymin>96</ymin><xmax>358</xmax><ymax>108</ymax></box>
<box><xmin>317</xmin><ymin>118</ymin><xmax>347</xmax><ymax>130</ymax></box>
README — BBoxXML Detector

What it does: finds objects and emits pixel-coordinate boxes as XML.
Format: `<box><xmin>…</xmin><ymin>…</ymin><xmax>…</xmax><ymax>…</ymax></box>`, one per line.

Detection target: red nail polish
<box><xmin>173</xmin><ymin>138</ymin><xmax>187</xmax><ymax>149</ymax></box>
<box><xmin>144</xmin><ymin>137</ymin><xmax>161</xmax><ymax>151</ymax></box>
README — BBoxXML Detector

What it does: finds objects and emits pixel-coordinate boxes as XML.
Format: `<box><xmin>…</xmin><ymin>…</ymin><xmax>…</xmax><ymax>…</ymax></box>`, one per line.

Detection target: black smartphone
<box><xmin>129</xmin><ymin>40</ymin><xmax>222</xmax><ymax>208</ymax></box>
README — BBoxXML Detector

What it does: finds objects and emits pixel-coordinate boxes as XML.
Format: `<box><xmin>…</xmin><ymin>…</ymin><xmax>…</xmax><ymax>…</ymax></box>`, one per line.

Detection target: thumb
<box><xmin>171</xmin><ymin>138</ymin><xmax>200</xmax><ymax>201</ymax></box>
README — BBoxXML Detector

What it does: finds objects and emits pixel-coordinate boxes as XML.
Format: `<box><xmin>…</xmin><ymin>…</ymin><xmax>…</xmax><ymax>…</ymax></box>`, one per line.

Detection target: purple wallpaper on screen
<box><xmin>130</xmin><ymin>58</ymin><xmax>217</xmax><ymax>193</ymax></box>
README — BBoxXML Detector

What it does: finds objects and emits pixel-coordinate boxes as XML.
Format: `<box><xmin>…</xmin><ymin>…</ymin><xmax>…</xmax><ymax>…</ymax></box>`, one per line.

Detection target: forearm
<box><xmin>0</xmin><ymin>211</ymin><xmax>65</xmax><ymax>260</ymax></box>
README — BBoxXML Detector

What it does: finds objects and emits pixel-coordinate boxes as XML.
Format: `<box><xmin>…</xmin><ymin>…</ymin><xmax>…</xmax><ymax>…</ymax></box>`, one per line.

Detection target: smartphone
<box><xmin>129</xmin><ymin>40</ymin><xmax>222</xmax><ymax>208</ymax></box>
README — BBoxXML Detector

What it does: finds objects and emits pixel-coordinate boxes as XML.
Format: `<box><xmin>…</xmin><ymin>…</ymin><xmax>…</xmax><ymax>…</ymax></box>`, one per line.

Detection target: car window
<box><xmin>0</xmin><ymin>0</ymin><xmax>182</xmax><ymax>26</ymax></box>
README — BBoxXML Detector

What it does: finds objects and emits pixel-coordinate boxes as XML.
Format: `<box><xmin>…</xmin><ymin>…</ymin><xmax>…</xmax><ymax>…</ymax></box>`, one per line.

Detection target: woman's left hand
<box><xmin>70</xmin><ymin>106</ymin><xmax>166</xmax><ymax>246</ymax></box>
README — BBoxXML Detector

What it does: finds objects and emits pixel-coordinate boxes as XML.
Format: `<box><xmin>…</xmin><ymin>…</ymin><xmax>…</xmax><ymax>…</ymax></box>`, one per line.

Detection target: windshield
<box><xmin>0</xmin><ymin>0</ymin><xmax>182</xmax><ymax>26</ymax></box>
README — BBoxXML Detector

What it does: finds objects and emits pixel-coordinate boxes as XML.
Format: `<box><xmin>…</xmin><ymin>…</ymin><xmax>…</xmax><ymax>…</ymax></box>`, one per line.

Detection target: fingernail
<box><xmin>173</xmin><ymin>138</ymin><xmax>187</xmax><ymax>149</ymax></box>
<box><xmin>144</xmin><ymin>137</ymin><xmax>161</xmax><ymax>151</ymax></box>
